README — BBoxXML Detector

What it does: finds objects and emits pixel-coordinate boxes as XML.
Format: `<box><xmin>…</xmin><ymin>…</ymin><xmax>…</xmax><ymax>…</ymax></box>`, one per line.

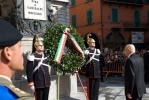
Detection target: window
<box><xmin>87</xmin><ymin>10</ymin><xmax>93</xmax><ymax>24</ymax></box>
<box><xmin>86</xmin><ymin>0</ymin><xmax>91</xmax><ymax>2</ymax></box>
<box><xmin>134</xmin><ymin>10</ymin><xmax>140</xmax><ymax>27</ymax></box>
<box><xmin>147</xmin><ymin>11</ymin><xmax>149</xmax><ymax>23</ymax></box>
<box><xmin>72</xmin><ymin>15</ymin><xmax>76</xmax><ymax>27</ymax></box>
<box><xmin>71</xmin><ymin>0</ymin><xmax>75</xmax><ymax>6</ymax></box>
<box><xmin>111</xmin><ymin>8</ymin><xmax>118</xmax><ymax>22</ymax></box>
<box><xmin>0</xmin><ymin>5</ymin><xmax>1</xmax><ymax>17</ymax></box>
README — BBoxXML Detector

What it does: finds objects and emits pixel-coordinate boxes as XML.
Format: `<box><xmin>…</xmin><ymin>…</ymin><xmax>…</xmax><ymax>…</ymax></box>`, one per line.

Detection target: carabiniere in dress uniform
<box><xmin>83</xmin><ymin>34</ymin><xmax>101</xmax><ymax>100</ymax></box>
<box><xmin>26</xmin><ymin>35</ymin><xmax>51</xmax><ymax>100</ymax></box>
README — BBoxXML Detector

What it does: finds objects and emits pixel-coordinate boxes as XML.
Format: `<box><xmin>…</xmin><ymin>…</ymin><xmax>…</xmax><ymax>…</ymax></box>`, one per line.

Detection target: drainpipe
<box><xmin>100</xmin><ymin>0</ymin><xmax>103</xmax><ymax>53</ymax></box>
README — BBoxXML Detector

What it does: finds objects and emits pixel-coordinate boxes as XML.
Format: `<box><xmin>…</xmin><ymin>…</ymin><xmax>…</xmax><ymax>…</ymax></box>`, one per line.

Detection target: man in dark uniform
<box><xmin>143</xmin><ymin>47</ymin><xmax>149</xmax><ymax>84</ymax></box>
<box><xmin>123</xmin><ymin>44</ymin><xmax>146</xmax><ymax>100</ymax></box>
<box><xmin>0</xmin><ymin>19</ymin><xmax>34</xmax><ymax>100</ymax></box>
<box><xmin>26</xmin><ymin>35</ymin><xmax>51</xmax><ymax>100</ymax></box>
<box><xmin>84</xmin><ymin>34</ymin><xmax>100</xmax><ymax>100</ymax></box>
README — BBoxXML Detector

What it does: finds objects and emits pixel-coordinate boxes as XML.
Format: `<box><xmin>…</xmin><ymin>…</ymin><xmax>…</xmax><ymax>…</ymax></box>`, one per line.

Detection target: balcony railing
<box><xmin>123</xmin><ymin>21</ymin><xmax>148</xmax><ymax>29</ymax></box>
<box><xmin>102</xmin><ymin>0</ymin><xmax>146</xmax><ymax>5</ymax></box>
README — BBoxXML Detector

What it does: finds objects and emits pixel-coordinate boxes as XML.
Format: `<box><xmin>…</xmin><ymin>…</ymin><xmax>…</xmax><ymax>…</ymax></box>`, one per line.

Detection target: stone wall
<box><xmin>50</xmin><ymin>0</ymin><xmax>70</xmax><ymax>25</ymax></box>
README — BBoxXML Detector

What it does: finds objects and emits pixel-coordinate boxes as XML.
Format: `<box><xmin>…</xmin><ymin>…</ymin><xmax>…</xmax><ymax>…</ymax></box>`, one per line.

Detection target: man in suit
<box><xmin>84</xmin><ymin>34</ymin><xmax>100</xmax><ymax>100</ymax></box>
<box><xmin>143</xmin><ymin>47</ymin><xmax>149</xmax><ymax>84</ymax></box>
<box><xmin>123</xmin><ymin>44</ymin><xmax>146</xmax><ymax>100</ymax></box>
<box><xmin>0</xmin><ymin>19</ymin><xmax>34</xmax><ymax>100</ymax></box>
<box><xmin>26</xmin><ymin>35</ymin><xmax>51</xmax><ymax>100</ymax></box>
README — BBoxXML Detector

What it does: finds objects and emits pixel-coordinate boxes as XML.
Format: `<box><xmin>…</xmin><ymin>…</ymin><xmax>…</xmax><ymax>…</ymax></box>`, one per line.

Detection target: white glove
<box><xmin>30</xmin><ymin>85</ymin><xmax>35</xmax><ymax>92</ymax></box>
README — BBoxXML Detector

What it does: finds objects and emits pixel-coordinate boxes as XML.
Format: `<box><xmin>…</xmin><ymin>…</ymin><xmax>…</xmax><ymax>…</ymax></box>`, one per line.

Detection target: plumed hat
<box><xmin>32</xmin><ymin>35</ymin><xmax>43</xmax><ymax>53</ymax></box>
<box><xmin>87</xmin><ymin>33</ymin><xmax>95</xmax><ymax>45</ymax></box>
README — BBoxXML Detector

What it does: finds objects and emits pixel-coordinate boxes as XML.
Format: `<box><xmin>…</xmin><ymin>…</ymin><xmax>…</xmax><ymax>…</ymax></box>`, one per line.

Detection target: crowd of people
<box><xmin>103</xmin><ymin>50</ymin><xmax>126</xmax><ymax>65</ymax></box>
<box><xmin>102</xmin><ymin>48</ymin><xmax>148</xmax><ymax>66</ymax></box>
<box><xmin>99</xmin><ymin>48</ymin><xmax>149</xmax><ymax>78</ymax></box>
<box><xmin>102</xmin><ymin>49</ymin><xmax>146</xmax><ymax>63</ymax></box>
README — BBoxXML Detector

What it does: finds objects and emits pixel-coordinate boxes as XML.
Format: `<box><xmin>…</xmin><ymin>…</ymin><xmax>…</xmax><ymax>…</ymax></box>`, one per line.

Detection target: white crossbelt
<box><xmin>88</xmin><ymin>53</ymin><xmax>100</xmax><ymax>55</ymax></box>
<box><xmin>33</xmin><ymin>53</ymin><xmax>50</xmax><ymax>73</ymax></box>
<box><xmin>85</xmin><ymin>49</ymin><xmax>101</xmax><ymax>65</ymax></box>
<box><xmin>92</xmin><ymin>58</ymin><xmax>99</xmax><ymax>61</ymax></box>
<box><xmin>86</xmin><ymin>49</ymin><xmax>96</xmax><ymax>65</ymax></box>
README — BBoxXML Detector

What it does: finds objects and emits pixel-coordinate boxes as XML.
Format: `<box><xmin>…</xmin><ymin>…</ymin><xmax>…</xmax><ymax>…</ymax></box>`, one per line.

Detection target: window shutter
<box><xmin>147</xmin><ymin>11</ymin><xmax>149</xmax><ymax>23</ymax></box>
<box><xmin>72</xmin><ymin>15</ymin><xmax>76</xmax><ymax>27</ymax></box>
<box><xmin>71</xmin><ymin>0</ymin><xmax>75</xmax><ymax>6</ymax></box>
<box><xmin>0</xmin><ymin>5</ymin><xmax>1</xmax><ymax>17</ymax></box>
<box><xmin>134</xmin><ymin>10</ymin><xmax>140</xmax><ymax>27</ymax></box>
<box><xmin>87</xmin><ymin>10</ymin><xmax>92</xmax><ymax>24</ymax></box>
<box><xmin>112</xmin><ymin>8</ymin><xmax>118</xmax><ymax>22</ymax></box>
<box><xmin>86</xmin><ymin>0</ymin><xmax>91</xmax><ymax>2</ymax></box>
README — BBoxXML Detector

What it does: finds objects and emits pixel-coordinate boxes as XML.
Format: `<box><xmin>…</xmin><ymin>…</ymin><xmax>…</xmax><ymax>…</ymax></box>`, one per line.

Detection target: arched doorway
<box><xmin>104</xmin><ymin>31</ymin><xmax>126</xmax><ymax>51</ymax></box>
<box><xmin>84</xmin><ymin>33</ymin><xmax>100</xmax><ymax>49</ymax></box>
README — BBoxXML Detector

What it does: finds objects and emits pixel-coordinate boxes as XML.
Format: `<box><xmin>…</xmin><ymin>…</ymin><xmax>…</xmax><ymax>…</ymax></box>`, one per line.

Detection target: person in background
<box><xmin>142</xmin><ymin>49</ymin><xmax>146</xmax><ymax>55</ymax></box>
<box><xmin>123</xmin><ymin>44</ymin><xmax>146</xmax><ymax>100</ymax></box>
<box><xmin>143</xmin><ymin>47</ymin><xmax>149</xmax><ymax>84</ymax></box>
<box><xmin>0</xmin><ymin>19</ymin><xmax>33</xmax><ymax>100</ymax></box>
<box><xmin>26</xmin><ymin>35</ymin><xmax>51</xmax><ymax>100</ymax></box>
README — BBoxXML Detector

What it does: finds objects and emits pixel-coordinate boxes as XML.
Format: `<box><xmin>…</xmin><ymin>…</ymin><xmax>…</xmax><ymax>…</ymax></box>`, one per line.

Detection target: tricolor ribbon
<box><xmin>54</xmin><ymin>28</ymin><xmax>84</xmax><ymax>63</ymax></box>
<box><xmin>69</xmin><ymin>34</ymin><xmax>84</xmax><ymax>58</ymax></box>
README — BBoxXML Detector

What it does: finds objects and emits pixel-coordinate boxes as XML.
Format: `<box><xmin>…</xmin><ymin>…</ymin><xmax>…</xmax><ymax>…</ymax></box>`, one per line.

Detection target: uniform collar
<box><xmin>35</xmin><ymin>51</ymin><xmax>43</xmax><ymax>55</ymax></box>
<box><xmin>88</xmin><ymin>47</ymin><xmax>95</xmax><ymax>50</ymax></box>
<box><xmin>0</xmin><ymin>75</ymin><xmax>12</xmax><ymax>83</ymax></box>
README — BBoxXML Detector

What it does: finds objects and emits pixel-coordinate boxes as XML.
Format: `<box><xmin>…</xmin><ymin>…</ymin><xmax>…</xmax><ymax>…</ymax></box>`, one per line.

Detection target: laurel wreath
<box><xmin>43</xmin><ymin>24</ymin><xmax>86</xmax><ymax>75</ymax></box>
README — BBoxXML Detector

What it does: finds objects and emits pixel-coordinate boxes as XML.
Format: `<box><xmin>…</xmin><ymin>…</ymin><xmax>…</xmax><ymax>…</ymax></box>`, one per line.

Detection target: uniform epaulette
<box><xmin>97</xmin><ymin>49</ymin><xmax>101</xmax><ymax>54</ymax></box>
<box><xmin>27</xmin><ymin>53</ymin><xmax>35</xmax><ymax>61</ymax></box>
<box><xmin>0</xmin><ymin>77</ymin><xmax>34</xmax><ymax>100</ymax></box>
<box><xmin>84</xmin><ymin>50</ymin><xmax>89</xmax><ymax>55</ymax></box>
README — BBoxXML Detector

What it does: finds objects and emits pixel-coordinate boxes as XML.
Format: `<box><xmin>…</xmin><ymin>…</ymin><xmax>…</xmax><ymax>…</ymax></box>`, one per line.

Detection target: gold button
<box><xmin>14</xmin><ymin>88</ymin><xmax>20</xmax><ymax>91</ymax></box>
<box><xmin>9</xmin><ymin>85</ymin><xmax>15</xmax><ymax>88</ymax></box>
<box><xmin>20</xmin><ymin>91</ymin><xmax>25</xmax><ymax>94</ymax></box>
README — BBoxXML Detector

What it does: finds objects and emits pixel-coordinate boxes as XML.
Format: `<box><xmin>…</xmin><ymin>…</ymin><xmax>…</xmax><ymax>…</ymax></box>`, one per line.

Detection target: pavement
<box><xmin>60</xmin><ymin>75</ymin><xmax>149</xmax><ymax>100</ymax></box>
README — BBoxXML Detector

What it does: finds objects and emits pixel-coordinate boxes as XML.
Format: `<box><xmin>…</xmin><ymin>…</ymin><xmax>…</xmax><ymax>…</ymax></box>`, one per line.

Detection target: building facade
<box><xmin>70</xmin><ymin>0</ymin><xmax>149</xmax><ymax>52</ymax></box>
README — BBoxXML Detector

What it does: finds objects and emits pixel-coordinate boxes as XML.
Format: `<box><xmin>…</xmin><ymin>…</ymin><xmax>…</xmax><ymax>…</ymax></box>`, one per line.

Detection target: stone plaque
<box><xmin>24</xmin><ymin>0</ymin><xmax>46</xmax><ymax>20</ymax></box>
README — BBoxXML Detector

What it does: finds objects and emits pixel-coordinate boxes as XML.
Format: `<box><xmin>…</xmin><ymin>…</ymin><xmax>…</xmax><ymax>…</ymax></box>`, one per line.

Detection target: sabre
<box><xmin>76</xmin><ymin>72</ymin><xmax>89</xmax><ymax>100</ymax></box>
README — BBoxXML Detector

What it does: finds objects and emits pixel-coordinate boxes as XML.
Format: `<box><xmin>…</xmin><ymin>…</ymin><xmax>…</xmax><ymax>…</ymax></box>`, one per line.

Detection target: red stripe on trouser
<box><xmin>86</xmin><ymin>78</ymin><xmax>90</xmax><ymax>100</ymax></box>
<box><xmin>34</xmin><ymin>92</ymin><xmax>37</xmax><ymax>100</ymax></box>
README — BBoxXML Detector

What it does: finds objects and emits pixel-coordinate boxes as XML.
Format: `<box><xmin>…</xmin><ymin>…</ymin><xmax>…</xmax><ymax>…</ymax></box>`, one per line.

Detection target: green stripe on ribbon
<box><xmin>54</xmin><ymin>28</ymin><xmax>70</xmax><ymax>63</ymax></box>
<box><xmin>69</xmin><ymin>34</ymin><xmax>84</xmax><ymax>58</ymax></box>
